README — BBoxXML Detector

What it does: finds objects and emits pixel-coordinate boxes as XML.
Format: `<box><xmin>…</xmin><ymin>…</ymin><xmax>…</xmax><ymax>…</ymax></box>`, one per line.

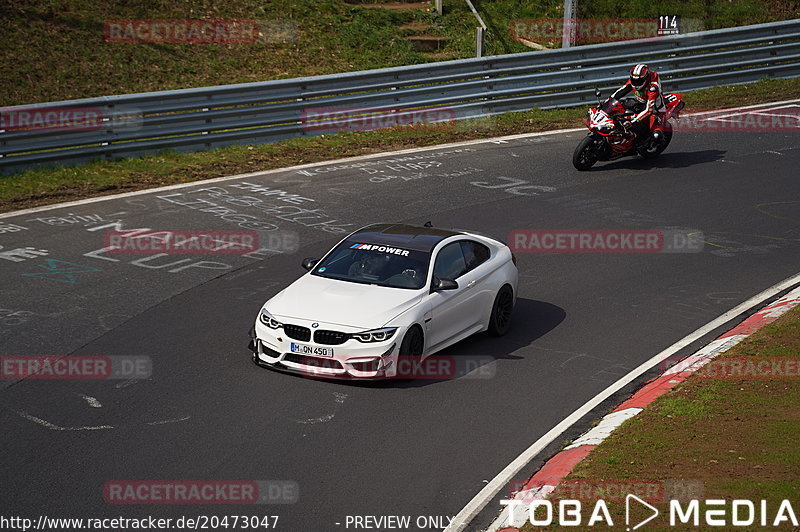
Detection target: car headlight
<box><xmin>259</xmin><ymin>308</ymin><xmax>283</xmax><ymax>329</ymax></box>
<box><xmin>351</xmin><ymin>327</ymin><xmax>397</xmax><ymax>343</ymax></box>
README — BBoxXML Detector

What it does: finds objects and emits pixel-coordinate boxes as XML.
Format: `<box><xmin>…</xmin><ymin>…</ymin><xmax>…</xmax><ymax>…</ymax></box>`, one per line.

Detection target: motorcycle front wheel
<box><xmin>573</xmin><ymin>135</ymin><xmax>601</xmax><ymax>171</ymax></box>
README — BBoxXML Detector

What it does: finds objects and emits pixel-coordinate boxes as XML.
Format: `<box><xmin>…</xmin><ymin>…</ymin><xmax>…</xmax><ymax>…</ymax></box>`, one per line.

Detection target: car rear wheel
<box><xmin>488</xmin><ymin>285</ymin><xmax>514</xmax><ymax>337</ymax></box>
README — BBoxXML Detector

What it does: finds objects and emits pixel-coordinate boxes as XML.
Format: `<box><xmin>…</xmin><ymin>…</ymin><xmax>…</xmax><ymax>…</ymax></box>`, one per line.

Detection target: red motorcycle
<box><xmin>572</xmin><ymin>89</ymin><xmax>685</xmax><ymax>170</ymax></box>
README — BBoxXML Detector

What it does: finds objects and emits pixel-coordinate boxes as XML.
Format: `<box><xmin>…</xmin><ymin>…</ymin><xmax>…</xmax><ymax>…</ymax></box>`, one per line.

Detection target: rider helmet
<box><xmin>629</xmin><ymin>64</ymin><xmax>651</xmax><ymax>90</ymax></box>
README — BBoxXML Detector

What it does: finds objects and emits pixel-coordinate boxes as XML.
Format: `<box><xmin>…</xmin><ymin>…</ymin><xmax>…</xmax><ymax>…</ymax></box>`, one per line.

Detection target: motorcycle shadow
<box><xmin>590</xmin><ymin>149</ymin><xmax>726</xmax><ymax>171</ymax></box>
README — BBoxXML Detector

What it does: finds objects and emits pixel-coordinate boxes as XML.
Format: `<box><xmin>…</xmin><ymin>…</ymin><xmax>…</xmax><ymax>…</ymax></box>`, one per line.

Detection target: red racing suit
<box><xmin>611</xmin><ymin>71</ymin><xmax>666</xmax><ymax>133</ymax></box>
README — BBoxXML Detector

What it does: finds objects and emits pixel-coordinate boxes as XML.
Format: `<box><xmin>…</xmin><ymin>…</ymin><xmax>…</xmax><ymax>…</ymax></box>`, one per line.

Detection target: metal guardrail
<box><xmin>1</xmin><ymin>19</ymin><xmax>798</xmax><ymax>175</ymax></box>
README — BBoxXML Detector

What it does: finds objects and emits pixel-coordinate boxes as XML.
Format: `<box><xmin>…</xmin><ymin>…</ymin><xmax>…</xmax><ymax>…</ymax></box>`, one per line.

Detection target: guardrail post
<box><xmin>465</xmin><ymin>0</ymin><xmax>487</xmax><ymax>58</ymax></box>
<box><xmin>562</xmin><ymin>0</ymin><xmax>577</xmax><ymax>48</ymax></box>
<box><xmin>435</xmin><ymin>0</ymin><xmax>442</xmax><ymax>16</ymax></box>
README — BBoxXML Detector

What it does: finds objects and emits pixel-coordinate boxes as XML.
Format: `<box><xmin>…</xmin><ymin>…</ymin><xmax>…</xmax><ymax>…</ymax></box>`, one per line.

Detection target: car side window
<box><xmin>433</xmin><ymin>242</ymin><xmax>467</xmax><ymax>280</ymax></box>
<box><xmin>460</xmin><ymin>240</ymin><xmax>490</xmax><ymax>272</ymax></box>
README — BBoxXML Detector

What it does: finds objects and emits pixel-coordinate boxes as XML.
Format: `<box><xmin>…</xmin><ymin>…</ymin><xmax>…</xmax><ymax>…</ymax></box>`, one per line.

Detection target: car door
<box><xmin>424</xmin><ymin>240</ymin><xmax>491</xmax><ymax>352</ymax></box>
<box><xmin>459</xmin><ymin>239</ymin><xmax>494</xmax><ymax>315</ymax></box>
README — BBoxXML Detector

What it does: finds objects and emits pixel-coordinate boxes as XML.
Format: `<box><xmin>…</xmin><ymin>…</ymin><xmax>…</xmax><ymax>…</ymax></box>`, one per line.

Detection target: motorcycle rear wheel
<box><xmin>637</xmin><ymin>121</ymin><xmax>673</xmax><ymax>158</ymax></box>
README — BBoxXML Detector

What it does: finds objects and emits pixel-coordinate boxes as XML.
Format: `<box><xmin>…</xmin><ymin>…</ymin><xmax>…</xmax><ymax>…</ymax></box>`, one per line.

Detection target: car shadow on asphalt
<box><xmin>588</xmin><ymin>149</ymin><xmax>726</xmax><ymax>171</ymax></box>
<box><xmin>348</xmin><ymin>297</ymin><xmax>566</xmax><ymax>389</ymax></box>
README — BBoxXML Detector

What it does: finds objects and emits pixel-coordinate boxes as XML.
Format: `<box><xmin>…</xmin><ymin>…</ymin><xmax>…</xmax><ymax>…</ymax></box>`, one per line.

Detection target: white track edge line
<box><xmin>445</xmin><ymin>270</ymin><xmax>800</xmax><ymax>532</ymax></box>
<box><xmin>3</xmin><ymin>99</ymin><xmax>798</xmax><ymax>220</ymax></box>
<box><xmin>0</xmin><ymin>128</ymin><xmax>582</xmax><ymax>219</ymax></box>
<box><xmin>679</xmin><ymin>97</ymin><xmax>800</xmax><ymax>116</ymax></box>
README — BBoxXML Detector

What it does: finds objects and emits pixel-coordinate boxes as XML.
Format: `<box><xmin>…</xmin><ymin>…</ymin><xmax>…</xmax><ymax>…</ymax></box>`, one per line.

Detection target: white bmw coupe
<box><xmin>249</xmin><ymin>223</ymin><xmax>518</xmax><ymax>379</ymax></box>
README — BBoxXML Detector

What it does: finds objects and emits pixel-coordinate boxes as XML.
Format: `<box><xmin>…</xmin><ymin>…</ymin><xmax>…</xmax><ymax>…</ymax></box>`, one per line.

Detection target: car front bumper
<box><xmin>249</xmin><ymin>320</ymin><xmax>399</xmax><ymax>379</ymax></box>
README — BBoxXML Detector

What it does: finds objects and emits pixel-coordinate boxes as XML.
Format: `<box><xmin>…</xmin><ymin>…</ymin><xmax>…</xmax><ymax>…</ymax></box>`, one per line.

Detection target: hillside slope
<box><xmin>1</xmin><ymin>0</ymin><xmax>796</xmax><ymax>105</ymax></box>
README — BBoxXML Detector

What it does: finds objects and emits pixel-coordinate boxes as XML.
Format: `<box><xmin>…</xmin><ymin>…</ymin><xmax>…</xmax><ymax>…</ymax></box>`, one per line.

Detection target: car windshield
<box><xmin>311</xmin><ymin>240</ymin><xmax>430</xmax><ymax>289</ymax></box>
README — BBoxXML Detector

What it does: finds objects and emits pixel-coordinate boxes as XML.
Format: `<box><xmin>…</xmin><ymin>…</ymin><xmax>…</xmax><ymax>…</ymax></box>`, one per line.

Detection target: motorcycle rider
<box><xmin>611</xmin><ymin>64</ymin><xmax>666</xmax><ymax>140</ymax></box>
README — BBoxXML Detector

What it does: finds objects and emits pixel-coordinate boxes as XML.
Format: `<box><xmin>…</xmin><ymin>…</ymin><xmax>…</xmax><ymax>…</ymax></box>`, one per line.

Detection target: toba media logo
<box><xmin>500</xmin><ymin>497</ymin><xmax>800</xmax><ymax>529</ymax></box>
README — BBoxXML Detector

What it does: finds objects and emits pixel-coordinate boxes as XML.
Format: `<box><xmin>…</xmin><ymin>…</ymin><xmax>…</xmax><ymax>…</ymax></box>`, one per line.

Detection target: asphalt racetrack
<box><xmin>1</xmin><ymin>102</ymin><xmax>799</xmax><ymax>530</ymax></box>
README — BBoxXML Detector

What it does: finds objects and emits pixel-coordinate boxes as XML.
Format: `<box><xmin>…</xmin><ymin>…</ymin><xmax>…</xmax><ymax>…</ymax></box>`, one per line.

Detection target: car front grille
<box><xmin>314</xmin><ymin>330</ymin><xmax>349</xmax><ymax>345</ymax></box>
<box><xmin>282</xmin><ymin>353</ymin><xmax>344</xmax><ymax>370</ymax></box>
<box><xmin>283</xmin><ymin>324</ymin><xmax>311</xmax><ymax>342</ymax></box>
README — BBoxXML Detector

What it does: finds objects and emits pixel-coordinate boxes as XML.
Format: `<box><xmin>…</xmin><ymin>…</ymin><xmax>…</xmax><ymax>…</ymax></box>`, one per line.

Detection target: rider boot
<box><xmin>650</xmin><ymin>114</ymin><xmax>664</xmax><ymax>140</ymax></box>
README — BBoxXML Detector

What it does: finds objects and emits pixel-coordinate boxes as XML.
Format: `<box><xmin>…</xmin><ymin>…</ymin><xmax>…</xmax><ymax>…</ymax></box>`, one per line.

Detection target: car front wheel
<box><xmin>399</xmin><ymin>325</ymin><xmax>424</xmax><ymax>357</ymax></box>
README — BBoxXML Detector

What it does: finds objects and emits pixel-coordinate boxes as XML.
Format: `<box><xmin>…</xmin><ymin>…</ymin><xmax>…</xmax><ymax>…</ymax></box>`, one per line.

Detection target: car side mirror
<box><xmin>595</xmin><ymin>88</ymin><xmax>602</xmax><ymax>102</ymax></box>
<box><xmin>432</xmin><ymin>277</ymin><xmax>459</xmax><ymax>292</ymax></box>
<box><xmin>301</xmin><ymin>257</ymin><xmax>319</xmax><ymax>271</ymax></box>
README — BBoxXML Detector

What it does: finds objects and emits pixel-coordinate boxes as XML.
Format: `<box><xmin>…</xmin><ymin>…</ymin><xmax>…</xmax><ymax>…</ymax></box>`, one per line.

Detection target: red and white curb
<box><xmin>490</xmin><ymin>285</ymin><xmax>800</xmax><ymax>531</ymax></box>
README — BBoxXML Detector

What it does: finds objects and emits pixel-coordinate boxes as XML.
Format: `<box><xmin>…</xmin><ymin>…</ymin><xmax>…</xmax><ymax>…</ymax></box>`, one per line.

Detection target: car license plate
<box><xmin>290</xmin><ymin>342</ymin><xmax>334</xmax><ymax>358</ymax></box>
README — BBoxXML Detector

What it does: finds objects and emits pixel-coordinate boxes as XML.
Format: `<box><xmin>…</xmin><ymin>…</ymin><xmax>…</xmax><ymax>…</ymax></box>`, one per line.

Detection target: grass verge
<box><xmin>517</xmin><ymin>303</ymin><xmax>800</xmax><ymax>531</ymax></box>
<box><xmin>2</xmin><ymin>76</ymin><xmax>799</xmax><ymax>214</ymax></box>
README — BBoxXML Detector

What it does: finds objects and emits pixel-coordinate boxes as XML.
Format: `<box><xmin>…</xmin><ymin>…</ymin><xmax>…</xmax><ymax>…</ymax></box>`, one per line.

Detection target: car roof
<box><xmin>347</xmin><ymin>223</ymin><xmax>463</xmax><ymax>252</ymax></box>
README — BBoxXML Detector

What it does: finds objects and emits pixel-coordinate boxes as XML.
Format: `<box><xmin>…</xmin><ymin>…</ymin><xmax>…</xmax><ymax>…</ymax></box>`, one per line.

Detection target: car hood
<box><xmin>265</xmin><ymin>274</ymin><xmax>423</xmax><ymax>329</ymax></box>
